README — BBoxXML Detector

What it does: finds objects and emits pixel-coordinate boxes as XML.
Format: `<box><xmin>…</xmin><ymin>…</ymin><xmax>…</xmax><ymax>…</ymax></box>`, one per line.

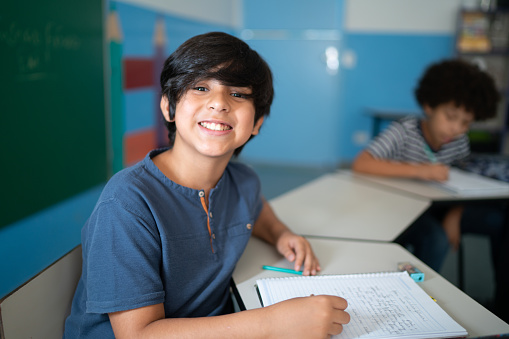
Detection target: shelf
<box><xmin>456</xmin><ymin>8</ymin><xmax>509</xmax><ymax>154</ymax></box>
<box><xmin>457</xmin><ymin>9</ymin><xmax>509</xmax><ymax>54</ymax></box>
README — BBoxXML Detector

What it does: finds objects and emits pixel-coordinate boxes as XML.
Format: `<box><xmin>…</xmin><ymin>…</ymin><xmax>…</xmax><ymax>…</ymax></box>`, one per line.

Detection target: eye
<box><xmin>445</xmin><ymin>111</ymin><xmax>456</xmax><ymax>120</ymax></box>
<box><xmin>231</xmin><ymin>92</ymin><xmax>247</xmax><ymax>99</ymax></box>
<box><xmin>194</xmin><ymin>86</ymin><xmax>207</xmax><ymax>92</ymax></box>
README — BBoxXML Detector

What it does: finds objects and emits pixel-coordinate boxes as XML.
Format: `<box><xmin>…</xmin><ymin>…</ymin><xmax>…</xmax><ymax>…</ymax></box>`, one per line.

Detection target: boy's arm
<box><xmin>352</xmin><ymin>150</ymin><xmax>450</xmax><ymax>182</ymax></box>
<box><xmin>109</xmin><ymin>295</ymin><xmax>350</xmax><ymax>339</ymax></box>
<box><xmin>251</xmin><ymin>198</ymin><xmax>321</xmax><ymax>276</ymax></box>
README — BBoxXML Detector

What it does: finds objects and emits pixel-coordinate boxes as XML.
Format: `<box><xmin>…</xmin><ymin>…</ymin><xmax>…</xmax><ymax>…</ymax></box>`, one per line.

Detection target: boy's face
<box><xmin>423</xmin><ymin>102</ymin><xmax>474</xmax><ymax>149</ymax></box>
<box><xmin>161</xmin><ymin>78</ymin><xmax>263</xmax><ymax>159</ymax></box>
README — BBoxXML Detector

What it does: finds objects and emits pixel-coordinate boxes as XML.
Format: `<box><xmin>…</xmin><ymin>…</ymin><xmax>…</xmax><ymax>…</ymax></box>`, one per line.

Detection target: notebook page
<box><xmin>438</xmin><ymin>168</ymin><xmax>509</xmax><ymax>193</ymax></box>
<box><xmin>256</xmin><ymin>272</ymin><xmax>467</xmax><ymax>339</ymax></box>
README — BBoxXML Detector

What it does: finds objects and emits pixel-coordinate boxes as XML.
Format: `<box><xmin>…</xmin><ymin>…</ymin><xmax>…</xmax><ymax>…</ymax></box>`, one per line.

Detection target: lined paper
<box><xmin>437</xmin><ymin>168</ymin><xmax>509</xmax><ymax>194</ymax></box>
<box><xmin>256</xmin><ymin>272</ymin><xmax>467</xmax><ymax>339</ymax></box>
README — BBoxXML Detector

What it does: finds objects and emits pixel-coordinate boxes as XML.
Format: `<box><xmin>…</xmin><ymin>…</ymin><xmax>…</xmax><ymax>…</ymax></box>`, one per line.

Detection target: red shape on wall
<box><xmin>123</xmin><ymin>58</ymin><xmax>154</xmax><ymax>89</ymax></box>
<box><xmin>124</xmin><ymin>128</ymin><xmax>157</xmax><ymax>166</ymax></box>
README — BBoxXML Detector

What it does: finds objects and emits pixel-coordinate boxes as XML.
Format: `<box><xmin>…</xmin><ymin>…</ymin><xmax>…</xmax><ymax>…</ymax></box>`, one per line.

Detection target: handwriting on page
<box><xmin>342</xmin><ymin>284</ymin><xmax>428</xmax><ymax>337</ymax></box>
<box><xmin>259</xmin><ymin>272</ymin><xmax>457</xmax><ymax>339</ymax></box>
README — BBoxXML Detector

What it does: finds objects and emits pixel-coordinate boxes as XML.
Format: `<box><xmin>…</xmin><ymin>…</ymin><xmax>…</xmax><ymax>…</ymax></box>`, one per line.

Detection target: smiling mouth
<box><xmin>200</xmin><ymin>122</ymin><xmax>232</xmax><ymax>131</ymax></box>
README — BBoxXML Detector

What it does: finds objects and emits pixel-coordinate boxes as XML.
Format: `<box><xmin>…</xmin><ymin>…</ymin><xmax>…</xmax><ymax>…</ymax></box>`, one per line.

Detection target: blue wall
<box><xmin>238</xmin><ymin>0</ymin><xmax>344</xmax><ymax>167</ymax></box>
<box><xmin>237</xmin><ymin>1</ymin><xmax>456</xmax><ymax>165</ymax></box>
<box><xmin>338</xmin><ymin>33</ymin><xmax>456</xmax><ymax>160</ymax></box>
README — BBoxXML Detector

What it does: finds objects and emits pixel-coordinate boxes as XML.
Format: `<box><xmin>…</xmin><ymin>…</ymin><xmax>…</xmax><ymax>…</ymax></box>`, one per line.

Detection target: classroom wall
<box><xmin>0</xmin><ymin>0</ymin><xmax>464</xmax><ymax>299</ymax></box>
<box><xmin>237</xmin><ymin>0</ymin><xmax>344</xmax><ymax>167</ymax></box>
<box><xmin>113</xmin><ymin>1</ymin><xmax>235</xmax><ymax>168</ymax></box>
<box><xmin>0</xmin><ymin>0</ymin><xmax>239</xmax><ymax>300</ymax></box>
<box><xmin>237</xmin><ymin>0</ymin><xmax>462</xmax><ymax>166</ymax></box>
<box><xmin>337</xmin><ymin>0</ymin><xmax>462</xmax><ymax>161</ymax></box>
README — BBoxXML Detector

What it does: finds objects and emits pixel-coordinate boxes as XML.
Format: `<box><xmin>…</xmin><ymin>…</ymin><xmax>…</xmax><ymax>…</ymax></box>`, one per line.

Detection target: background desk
<box><xmin>233</xmin><ymin>237</ymin><xmax>509</xmax><ymax>337</ymax></box>
<box><xmin>268</xmin><ymin>171</ymin><xmax>430</xmax><ymax>242</ymax></box>
<box><xmin>351</xmin><ymin>171</ymin><xmax>509</xmax><ymax>202</ymax></box>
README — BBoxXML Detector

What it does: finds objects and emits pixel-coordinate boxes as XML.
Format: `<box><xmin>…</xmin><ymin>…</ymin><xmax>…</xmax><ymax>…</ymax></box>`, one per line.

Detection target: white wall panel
<box><xmin>345</xmin><ymin>0</ymin><xmax>462</xmax><ymax>34</ymax></box>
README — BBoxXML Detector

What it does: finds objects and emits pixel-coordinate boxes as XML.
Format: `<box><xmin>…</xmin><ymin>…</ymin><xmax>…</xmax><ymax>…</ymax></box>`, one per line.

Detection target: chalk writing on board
<box><xmin>0</xmin><ymin>21</ymin><xmax>81</xmax><ymax>81</ymax></box>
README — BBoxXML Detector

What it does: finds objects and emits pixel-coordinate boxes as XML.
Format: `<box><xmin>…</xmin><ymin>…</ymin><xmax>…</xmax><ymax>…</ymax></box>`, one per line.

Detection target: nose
<box><xmin>208</xmin><ymin>91</ymin><xmax>230</xmax><ymax>112</ymax></box>
<box><xmin>451</xmin><ymin>121</ymin><xmax>466</xmax><ymax>136</ymax></box>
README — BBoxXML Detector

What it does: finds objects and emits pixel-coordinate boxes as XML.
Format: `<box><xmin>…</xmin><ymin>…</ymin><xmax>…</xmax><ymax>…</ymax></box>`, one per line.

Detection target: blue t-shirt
<box><xmin>64</xmin><ymin>149</ymin><xmax>263</xmax><ymax>338</ymax></box>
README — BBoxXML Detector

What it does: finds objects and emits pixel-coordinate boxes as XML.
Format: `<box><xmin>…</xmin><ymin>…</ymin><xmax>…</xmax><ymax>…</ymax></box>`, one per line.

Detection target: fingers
<box><xmin>279</xmin><ymin>233</ymin><xmax>321</xmax><ymax>275</ymax></box>
<box><xmin>293</xmin><ymin>240</ymin><xmax>320</xmax><ymax>275</ymax></box>
<box><xmin>315</xmin><ymin>295</ymin><xmax>350</xmax><ymax>336</ymax></box>
<box><xmin>282</xmin><ymin>248</ymin><xmax>295</xmax><ymax>263</ymax></box>
<box><xmin>329</xmin><ymin>323</ymin><xmax>344</xmax><ymax>336</ymax></box>
<box><xmin>329</xmin><ymin>309</ymin><xmax>350</xmax><ymax>336</ymax></box>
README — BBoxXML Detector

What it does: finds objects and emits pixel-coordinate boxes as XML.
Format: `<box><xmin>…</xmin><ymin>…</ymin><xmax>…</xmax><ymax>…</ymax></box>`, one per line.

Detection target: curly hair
<box><xmin>160</xmin><ymin>32</ymin><xmax>274</xmax><ymax>157</ymax></box>
<box><xmin>415</xmin><ymin>59</ymin><xmax>500</xmax><ymax>121</ymax></box>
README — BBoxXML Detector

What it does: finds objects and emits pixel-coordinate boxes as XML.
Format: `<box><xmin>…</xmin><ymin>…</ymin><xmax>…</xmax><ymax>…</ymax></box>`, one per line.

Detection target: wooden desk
<box><xmin>268</xmin><ymin>171</ymin><xmax>430</xmax><ymax>242</ymax></box>
<box><xmin>233</xmin><ymin>237</ymin><xmax>509</xmax><ymax>337</ymax></box>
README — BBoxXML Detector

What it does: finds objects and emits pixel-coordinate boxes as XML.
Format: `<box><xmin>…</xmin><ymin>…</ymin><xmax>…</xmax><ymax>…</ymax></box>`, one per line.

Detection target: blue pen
<box><xmin>262</xmin><ymin>265</ymin><xmax>303</xmax><ymax>275</ymax></box>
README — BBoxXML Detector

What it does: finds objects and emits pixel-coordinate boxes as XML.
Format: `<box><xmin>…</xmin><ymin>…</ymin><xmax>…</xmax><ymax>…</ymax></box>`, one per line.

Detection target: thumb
<box><xmin>283</xmin><ymin>247</ymin><xmax>296</xmax><ymax>262</ymax></box>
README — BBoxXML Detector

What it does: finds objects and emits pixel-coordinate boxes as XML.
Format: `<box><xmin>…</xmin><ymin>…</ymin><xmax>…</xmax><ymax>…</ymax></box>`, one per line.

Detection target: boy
<box><xmin>352</xmin><ymin>59</ymin><xmax>503</xmax><ymax>273</ymax></box>
<box><xmin>64</xmin><ymin>32</ymin><xmax>350</xmax><ymax>338</ymax></box>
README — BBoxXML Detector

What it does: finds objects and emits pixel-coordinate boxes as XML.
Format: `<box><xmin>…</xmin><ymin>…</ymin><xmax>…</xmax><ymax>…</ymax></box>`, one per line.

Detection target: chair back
<box><xmin>0</xmin><ymin>245</ymin><xmax>82</xmax><ymax>339</ymax></box>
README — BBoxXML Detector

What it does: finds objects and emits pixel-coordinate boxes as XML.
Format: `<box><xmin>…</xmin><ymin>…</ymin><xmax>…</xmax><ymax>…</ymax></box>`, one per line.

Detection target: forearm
<box><xmin>129</xmin><ymin>309</ymin><xmax>272</xmax><ymax>339</ymax></box>
<box><xmin>111</xmin><ymin>296</ymin><xmax>350</xmax><ymax>339</ymax></box>
<box><xmin>250</xmin><ymin>199</ymin><xmax>320</xmax><ymax>275</ymax></box>
<box><xmin>352</xmin><ymin>151</ymin><xmax>421</xmax><ymax>178</ymax></box>
<box><xmin>352</xmin><ymin>151</ymin><xmax>449</xmax><ymax>181</ymax></box>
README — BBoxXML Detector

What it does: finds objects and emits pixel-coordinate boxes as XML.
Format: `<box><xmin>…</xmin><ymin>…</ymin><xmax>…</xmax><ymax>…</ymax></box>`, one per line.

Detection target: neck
<box><xmin>420</xmin><ymin>120</ymin><xmax>440</xmax><ymax>151</ymax></box>
<box><xmin>153</xmin><ymin>147</ymin><xmax>232</xmax><ymax>199</ymax></box>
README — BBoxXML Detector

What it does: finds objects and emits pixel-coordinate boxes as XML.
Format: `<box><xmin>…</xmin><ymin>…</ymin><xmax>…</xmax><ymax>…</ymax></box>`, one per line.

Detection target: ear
<box><xmin>252</xmin><ymin>116</ymin><xmax>264</xmax><ymax>136</ymax></box>
<box><xmin>160</xmin><ymin>96</ymin><xmax>174</xmax><ymax>122</ymax></box>
<box><xmin>422</xmin><ymin>104</ymin><xmax>432</xmax><ymax>117</ymax></box>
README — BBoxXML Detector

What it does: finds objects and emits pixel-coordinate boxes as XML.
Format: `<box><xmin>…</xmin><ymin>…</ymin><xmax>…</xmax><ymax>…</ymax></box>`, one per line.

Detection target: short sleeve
<box><xmin>366</xmin><ymin>121</ymin><xmax>407</xmax><ymax>160</ymax></box>
<box><xmin>83</xmin><ymin>198</ymin><xmax>165</xmax><ymax>314</ymax></box>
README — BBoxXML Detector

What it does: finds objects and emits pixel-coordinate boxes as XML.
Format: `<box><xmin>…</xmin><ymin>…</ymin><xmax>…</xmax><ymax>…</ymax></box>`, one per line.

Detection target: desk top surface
<box><xmin>233</xmin><ymin>237</ymin><xmax>509</xmax><ymax>338</ymax></box>
<box><xmin>268</xmin><ymin>171</ymin><xmax>430</xmax><ymax>242</ymax></box>
<box><xmin>349</xmin><ymin>170</ymin><xmax>509</xmax><ymax>201</ymax></box>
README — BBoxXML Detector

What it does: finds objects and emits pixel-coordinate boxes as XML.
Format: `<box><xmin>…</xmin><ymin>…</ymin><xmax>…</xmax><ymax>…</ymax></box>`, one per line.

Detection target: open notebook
<box><xmin>436</xmin><ymin>168</ymin><xmax>509</xmax><ymax>195</ymax></box>
<box><xmin>256</xmin><ymin>271</ymin><xmax>467</xmax><ymax>339</ymax></box>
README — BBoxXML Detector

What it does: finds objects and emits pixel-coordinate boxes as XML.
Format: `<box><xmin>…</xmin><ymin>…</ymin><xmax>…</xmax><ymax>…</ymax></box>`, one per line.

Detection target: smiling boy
<box><xmin>63</xmin><ymin>32</ymin><xmax>350</xmax><ymax>338</ymax></box>
<box><xmin>352</xmin><ymin>59</ymin><xmax>502</xmax><ymax>272</ymax></box>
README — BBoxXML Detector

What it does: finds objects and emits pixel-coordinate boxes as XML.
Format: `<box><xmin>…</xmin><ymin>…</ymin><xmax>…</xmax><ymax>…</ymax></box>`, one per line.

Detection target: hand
<box><xmin>416</xmin><ymin>163</ymin><xmax>449</xmax><ymax>182</ymax></box>
<box><xmin>266</xmin><ymin>295</ymin><xmax>350</xmax><ymax>339</ymax></box>
<box><xmin>275</xmin><ymin>231</ymin><xmax>321</xmax><ymax>275</ymax></box>
<box><xmin>442</xmin><ymin>206</ymin><xmax>463</xmax><ymax>250</ymax></box>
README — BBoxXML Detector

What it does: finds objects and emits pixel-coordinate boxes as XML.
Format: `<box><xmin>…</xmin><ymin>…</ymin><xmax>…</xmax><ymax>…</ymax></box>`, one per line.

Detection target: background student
<box><xmin>63</xmin><ymin>32</ymin><xmax>350</xmax><ymax>338</ymax></box>
<box><xmin>352</xmin><ymin>59</ymin><xmax>506</xmax><ymax>314</ymax></box>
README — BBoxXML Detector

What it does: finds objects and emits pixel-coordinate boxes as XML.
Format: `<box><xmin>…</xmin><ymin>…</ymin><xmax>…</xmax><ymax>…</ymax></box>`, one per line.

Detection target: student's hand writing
<box><xmin>276</xmin><ymin>230</ymin><xmax>321</xmax><ymax>275</ymax></box>
<box><xmin>266</xmin><ymin>295</ymin><xmax>350</xmax><ymax>339</ymax></box>
<box><xmin>442</xmin><ymin>206</ymin><xmax>464</xmax><ymax>250</ymax></box>
<box><xmin>416</xmin><ymin>163</ymin><xmax>449</xmax><ymax>182</ymax></box>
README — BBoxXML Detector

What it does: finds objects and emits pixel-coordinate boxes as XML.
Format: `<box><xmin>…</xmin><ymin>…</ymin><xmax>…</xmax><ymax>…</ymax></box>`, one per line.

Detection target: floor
<box><xmin>246</xmin><ymin>162</ymin><xmax>497</xmax><ymax>314</ymax></box>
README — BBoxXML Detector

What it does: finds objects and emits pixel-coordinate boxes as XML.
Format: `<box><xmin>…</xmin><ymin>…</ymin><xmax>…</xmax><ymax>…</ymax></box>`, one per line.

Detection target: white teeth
<box><xmin>200</xmin><ymin>122</ymin><xmax>231</xmax><ymax>131</ymax></box>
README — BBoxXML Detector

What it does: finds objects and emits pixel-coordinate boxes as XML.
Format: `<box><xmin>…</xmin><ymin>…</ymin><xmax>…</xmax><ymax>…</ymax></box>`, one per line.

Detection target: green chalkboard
<box><xmin>0</xmin><ymin>1</ymin><xmax>107</xmax><ymax>228</ymax></box>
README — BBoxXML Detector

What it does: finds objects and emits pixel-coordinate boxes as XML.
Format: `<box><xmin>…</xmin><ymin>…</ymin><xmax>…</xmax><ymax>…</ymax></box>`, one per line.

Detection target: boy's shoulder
<box><xmin>99</xmin><ymin>151</ymin><xmax>165</xmax><ymax>201</ymax></box>
<box><xmin>397</xmin><ymin>115</ymin><xmax>420</xmax><ymax>127</ymax></box>
<box><xmin>225</xmin><ymin>161</ymin><xmax>260</xmax><ymax>185</ymax></box>
<box><xmin>388</xmin><ymin>115</ymin><xmax>422</xmax><ymax>136</ymax></box>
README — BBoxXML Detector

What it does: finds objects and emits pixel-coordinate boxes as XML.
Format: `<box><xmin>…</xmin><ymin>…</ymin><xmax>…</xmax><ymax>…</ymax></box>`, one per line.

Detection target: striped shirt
<box><xmin>366</xmin><ymin>116</ymin><xmax>470</xmax><ymax>165</ymax></box>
